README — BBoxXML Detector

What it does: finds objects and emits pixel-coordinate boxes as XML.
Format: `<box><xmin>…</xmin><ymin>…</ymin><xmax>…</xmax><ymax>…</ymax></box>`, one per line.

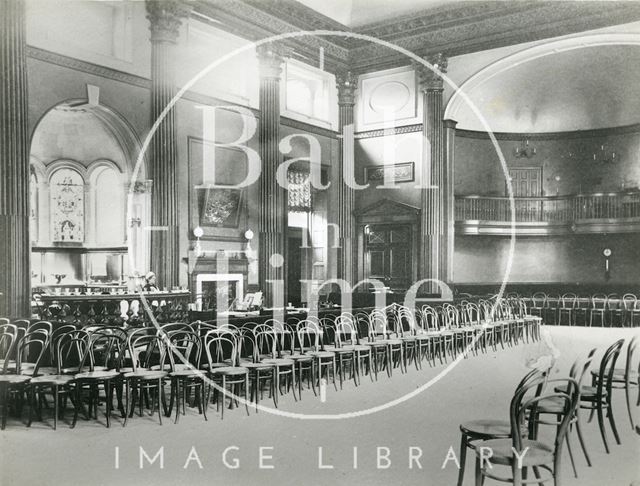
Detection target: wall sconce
<box><xmin>193</xmin><ymin>226</ymin><xmax>204</xmax><ymax>257</ymax></box>
<box><xmin>515</xmin><ymin>139</ymin><xmax>536</xmax><ymax>158</ymax></box>
<box><xmin>554</xmin><ymin>175</ymin><xmax>561</xmax><ymax>196</ymax></box>
<box><xmin>244</xmin><ymin>229</ymin><xmax>256</xmax><ymax>261</ymax></box>
<box><xmin>603</xmin><ymin>248</ymin><xmax>612</xmax><ymax>281</ymax></box>
<box><xmin>593</xmin><ymin>145</ymin><xmax>618</xmax><ymax>164</ymax></box>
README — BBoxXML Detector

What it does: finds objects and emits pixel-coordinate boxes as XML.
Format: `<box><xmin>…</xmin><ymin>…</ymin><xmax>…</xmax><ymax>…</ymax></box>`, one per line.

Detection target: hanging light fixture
<box><xmin>514</xmin><ymin>138</ymin><xmax>536</xmax><ymax>158</ymax></box>
<box><xmin>593</xmin><ymin>144</ymin><xmax>619</xmax><ymax>164</ymax></box>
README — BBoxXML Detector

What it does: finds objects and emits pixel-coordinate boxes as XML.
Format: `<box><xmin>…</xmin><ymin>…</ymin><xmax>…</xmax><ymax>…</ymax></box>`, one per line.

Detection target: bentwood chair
<box><xmin>457</xmin><ymin>369</ymin><xmax>546</xmax><ymax>486</ymax></box>
<box><xmin>27</xmin><ymin>329</ymin><xmax>88</xmax><ymax>429</ymax></box>
<box><xmin>529</xmin><ymin>293</ymin><xmax>547</xmax><ymax>321</ymax></box>
<box><xmin>534</xmin><ymin>349</ymin><xmax>597</xmax><ymax>477</ymax></box>
<box><xmin>606</xmin><ymin>294</ymin><xmax>623</xmax><ymax>327</ymax></box>
<box><xmin>296</xmin><ymin>320</ymin><xmax>337</xmax><ymax>391</ymax></box>
<box><xmin>583</xmin><ymin>339</ymin><xmax>625</xmax><ymax>453</ymax></box>
<box><xmin>365</xmin><ymin>309</ymin><xmax>404</xmax><ymax>376</ymax></box>
<box><xmin>592</xmin><ymin>336</ymin><xmax>639</xmax><ymax>431</ymax></box>
<box><xmin>237</xmin><ymin>330</ymin><xmax>278</xmax><ymax>411</ymax></box>
<box><xmin>473</xmin><ymin>378</ymin><xmax>580</xmax><ymax>486</ymax></box>
<box><xmin>72</xmin><ymin>330</ymin><xmax>125</xmax><ymax>428</ymax></box>
<box><xmin>255</xmin><ymin>328</ymin><xmax>297</xmax><ymax>404</ymax></box>
<box><xmin>622</xmin><ymin>294</ymin><xmax>640</xmax><ymax>327</ymax></box>
<box><xmin>165</xmin><ymin>329</ymin><xmax>207</xmax><ymax>424</ymax></box>
<box><xmin>0</xmin><ymin>329</ymin><xmax>39</xmax><ymax>429</ymax></box>
<box><xmin>557</xmin><ymin>293</ymin><xmax>578</xmax><ymax>326</ymax></box>
<box><xmin>122</xmin><ymin>329</ymin><xmax>168</xmax><ymax>426</ymax></box>
<box><xmin>589</xmin><ymin>294</ymin><xmax>607</xmax><ymax>327</ymax></box>
<box><xmin>335</xmin><ymin>317</ymin><xmax>373</xmax><ymax>386</ymax></box>
<box><xmin>204</xmin><ymin>333</ymin><xmax>250</xmax><ymax>419</ymax></box>
<box><xmin>273</xmin><ymin>322</ymin><xmax>316</xmax><ymax>400</ymax></box>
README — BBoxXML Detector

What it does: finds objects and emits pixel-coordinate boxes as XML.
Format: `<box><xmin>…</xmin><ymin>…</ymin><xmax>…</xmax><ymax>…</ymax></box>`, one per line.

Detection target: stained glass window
<box><xmin>51</xmin><ymin>168</ymin><xmax>84</xmax><ymax>242</ymax></box>
<box><xmin>287</xmin><ymin>169</ymin><xmax>312</xmax><ymax>211</ymax></box>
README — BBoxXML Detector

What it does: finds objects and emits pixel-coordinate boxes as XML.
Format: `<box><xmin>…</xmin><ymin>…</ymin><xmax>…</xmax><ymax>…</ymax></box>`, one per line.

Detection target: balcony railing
<box><xmin>455</xmin><ymin>191</ymin><xmax>640</xmax><ymax>234</ymax></box>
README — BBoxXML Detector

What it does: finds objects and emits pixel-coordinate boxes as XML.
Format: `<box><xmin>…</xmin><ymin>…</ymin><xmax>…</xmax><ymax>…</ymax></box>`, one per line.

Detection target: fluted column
<box><xmin>257</xmin><ymin>45</ymin><xmax>286</xmax><ymax>307</ymax></box>
<box><xmin>336</xmin><ymin>71</ymin><xmax>357</xmax><ymax>284</ymax></box>
<box><xmin>417</xmin><ymin>54</ymin><xmax>448</xmax><ymax>290</ymax></box>
<box><xmin>443</xmin><ymin>119</ymin><xmax>457</xmax><ymax>283</ymax></box>
<box><xmin>146</xmin><ymin>0</ymin><xmax>187</xmax><ymax>289</ymax></box>
<box><xmin>0</xmin><ymin>0</ymin><xmax>30</xmax><ymax>317</ymax></box>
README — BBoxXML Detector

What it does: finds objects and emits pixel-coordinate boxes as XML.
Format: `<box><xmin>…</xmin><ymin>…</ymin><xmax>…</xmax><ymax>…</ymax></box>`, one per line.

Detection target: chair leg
<box><xmin>244</xmin><ymin>375</ymin><xmax>250</xmax><ymax>416</ymax></box>
<box><xmin>564</xmin><ymin>422</ymin><xmax>577</xmax><ymax>478</ymax></box>
<box><xmin>457</xmin><ymin>433</ymin><xmax>468</xmax><ymax>486</ymax></box>
<box><xmin>596</xmin><ymin>402</ymin><xmax>610</xmax><ymax>453</ymax></box>
<box><xmin>624</xmin><ymin>381</ymin><xmax>635</xmax><ymax>430</ymax></box>
<box><xmin>575</xmin><ymin>412</ymin><xmax>592</xmax><ymax>467</ymax></box>
<box><xmin>474</xmin><ymin>456</ymin><xmax>484</xmax><ymax>486</ymax></box>
<box><xmin>607</xmin><ymin>402</ymin><xmax>621</xmax><ymax>445</ymax></box>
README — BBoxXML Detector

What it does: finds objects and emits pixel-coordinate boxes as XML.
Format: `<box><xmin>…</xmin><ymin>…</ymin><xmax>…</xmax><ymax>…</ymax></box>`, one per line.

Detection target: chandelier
<box><xmin>593</xmin><ymin>144</ymin><xmax>618</xmax><ymax>164</ymax></box>
<box><xmin>514</xmin><ymin>138</ymin><xmax>536</xmax><ymax>158</ymax></box>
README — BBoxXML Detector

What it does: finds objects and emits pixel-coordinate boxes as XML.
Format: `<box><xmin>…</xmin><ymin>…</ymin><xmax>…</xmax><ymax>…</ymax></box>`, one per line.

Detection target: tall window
<box><xmin>30</xmin><ymin>169</ymin><xmax>38</xmax><ymax>242</ymax></box>
<box><xmin>50</xmin><ymin>168</ymin><xmax>84</xmax><ymax>242</ymax></box>
<box><xmin>287</xmin><ymin>169</ymin><xmax>312</xmax><ymax>212</ymax></box>
<box><xmin>94</xmin><ymin>166</ymin><xmax>124</xmax><ymax>244</ymax></box>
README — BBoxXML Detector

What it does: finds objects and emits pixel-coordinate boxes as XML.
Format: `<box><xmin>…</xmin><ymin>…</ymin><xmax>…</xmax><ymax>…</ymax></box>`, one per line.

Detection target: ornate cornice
<box><xmin>355</xmin><ymin>124</ymin><xmax>423</xmax><ymax>139</ymax></box>
<box><xmin>193</xmin><ymin>0</ymin><xmax>350</xmax><ymax>72</ymax></box>
<box><xmin>348</xmin><ymin>2</ymin><xmax>640</xmax><ymax>72</ymax></box>
<box><xmin>26</xmin><ymin>46</ymin><xmax>151</xmax><ymax>88</ymax></box>
<box><xmin>209</xmin><ymin>1</ymin><xmax>640</xmax><ymax>74</ymax></box>
<box><xmin>457</xmin><ymin>123</ymin><xmax>640</xmax><ymax>141</ymax></box>
<box><xmin>336</xmin><ymin>71</ymin><xmax>357</xmax><ymax>106</ymax></box>
<box><xmin>146</xmin><ymin>0</ymin><xmax>192</xmax><ymax>43</ymax></box>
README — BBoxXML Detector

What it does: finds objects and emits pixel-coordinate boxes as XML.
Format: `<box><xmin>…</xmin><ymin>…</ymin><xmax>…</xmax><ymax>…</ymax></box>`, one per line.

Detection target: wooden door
<box><xmin>508</xmin><ymin>167</ymin><xmax>542</xmax><ymax>197</ymax></box>
<box><xmin>364</xmin><ymin>224</ymin><xmax>413</xmax><ymax>291</ymax></box>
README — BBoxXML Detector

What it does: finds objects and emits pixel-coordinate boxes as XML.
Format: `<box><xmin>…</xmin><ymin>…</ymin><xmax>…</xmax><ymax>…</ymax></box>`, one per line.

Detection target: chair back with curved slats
<box><xmin>165</xmin><ymin>329</ymin><xmax>201</xmax><ymax>371</ymax></box>
<box><xmin>513</xmin><ymin>378</ymin><xmax>580</xmax><ymax>470</ymax></box>
<box><xmin>204</xmin><ymin>333</ymin><xmax>239</xmax><ymax>369</ymax></box>
<box><xmin>296</xmin><ymin>320</ymin><xmax>322</xmax><ymax>353</ymax></box>
<box><xmin>335</xmin><ymin>318</ymin><xmax>359</xmax><ymax>348</ymax></box>
<box><xmin>0</xmin><ymin>324</ymin><xmax>18</xmax><ymax>374</ymax></box>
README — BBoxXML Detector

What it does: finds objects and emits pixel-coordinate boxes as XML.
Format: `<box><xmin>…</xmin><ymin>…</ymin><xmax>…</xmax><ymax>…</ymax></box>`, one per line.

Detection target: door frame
<box><xmin>355</xmin><ymin>198</ymin><xmax>420</xmax><ymax>289</ymax></box>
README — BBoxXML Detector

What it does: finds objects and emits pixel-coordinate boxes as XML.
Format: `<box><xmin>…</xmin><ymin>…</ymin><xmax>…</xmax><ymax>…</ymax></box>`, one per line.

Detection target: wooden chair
<box><xmin>534</xmin><ymin>349</ymin><xmax>597</xmax><ymax>477</ymax></box>
<box><xmin>297</xmin><ymin>320</ymin><xmax>338</xmax><ymax>391</ymax></box>
<box><xmin>457</xmin><ymin>369</ymin><xmax>546</xmax><ymax>486</ymax></box>
<box><xmin>622</xmin><ymin>294</ymin><xmax>640</xmax><ymax>327</ymax></box>
<box><xmin>122</xmin><ymin>329</ymin><xmax>168</xmax><ymax>426</ymax></box>
<box><xmin>557</xmin><ymin>293</ymin><xmax>577</xmax><ymax>326</ymax></box>
<box><xmin>473</xmin><ymin>378</ymin><xmax>580</xmax><ymax>486</ymax></box>
<box><xmin>583</xmin><ymin>339</ymin><xmax>625</xmax><ymax>453</ymax></box>
<box><xmin>589</xmin><ymin>294</ymin><xmax>607</xmax><ymax>327</ymax></box>
<box><xmin>204</xmin><ymin>333</ymin><xmax>250</xmax><ymax>419</ymax></box>
<box><xmin>606</xmin><ymin>294</ymin><xmax>623</xmax><ymax>327</ymax></box>
<box><xmin>592</xmin><ymin>336</ymin><xmax>639</xmax><ymax>431</ymax></box>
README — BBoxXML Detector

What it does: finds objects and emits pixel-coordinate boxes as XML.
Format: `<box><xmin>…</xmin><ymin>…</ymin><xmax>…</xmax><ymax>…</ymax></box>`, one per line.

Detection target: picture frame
<box><xmin>364</xmin><ymin>162</ymin><xmax>415</xmax><ymax>184</ymax></box>
<box><xmin>198</xmin><ymin>186</ymin><xmax>244</xmax><ymax>229</ymax></box>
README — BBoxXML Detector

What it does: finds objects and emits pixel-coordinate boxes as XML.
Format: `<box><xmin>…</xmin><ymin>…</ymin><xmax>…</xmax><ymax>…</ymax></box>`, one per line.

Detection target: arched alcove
<box><xmin>29</xmin><ymin>100</ymin><xmax>149</xmax><ymax>288</ymax></box>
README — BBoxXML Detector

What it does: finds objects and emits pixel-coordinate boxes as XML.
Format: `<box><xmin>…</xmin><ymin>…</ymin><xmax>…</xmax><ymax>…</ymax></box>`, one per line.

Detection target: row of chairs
<box><xmin>527</xmin><ymin>292</ymin><xmax>640</xmax><ymax>327</ymax></box>
<box><xmin>457</xmin><ymin>336</ymin><xmax>639</xmax><ymax>485</ymax></box>
<box><xmin>0</xmin><ymin>299</ymin><xmax>540</xmax><ymax>429</ymax></box>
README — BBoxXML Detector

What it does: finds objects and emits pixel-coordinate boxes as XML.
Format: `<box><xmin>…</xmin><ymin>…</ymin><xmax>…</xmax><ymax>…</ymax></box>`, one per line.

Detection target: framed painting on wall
<box><xmin>198</xmin><ymin>186</ymin><xmax>244</xmax><ymax>228</ymax></box>
<box><xmin>364</xmin><ymin>162</ymin><xmax>415</xmax><ymax>184</ymax></box>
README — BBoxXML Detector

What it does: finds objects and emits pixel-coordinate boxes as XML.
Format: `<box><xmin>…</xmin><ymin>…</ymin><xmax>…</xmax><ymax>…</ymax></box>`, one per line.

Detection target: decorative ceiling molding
<box><xmin>194</xmin><ymin>1</ymin><xmax>640</xmax><ymax>74</ymax></box>
<box><xmin>281</xmin><ymin>116</ymin><xmax>338</xmax><ymax>139</ymax></box>
<box><xmin>355</xmin><ymin>124</ymin><xmax>423</xmax><ymax>139</ymax></box>
<box><xmin>192</xmin><ymin>0</ymin><xmax>351</xmax><ymax>72</ymax></box>
<box><xmin>456</xmin><ymin>123</ymin><xmax>640</xmax><ymax>141</ymax></box>
<box><xmin>26</xmin><ymin>46</ymin><xmax>151</xmax><ymax>89</ymax></box>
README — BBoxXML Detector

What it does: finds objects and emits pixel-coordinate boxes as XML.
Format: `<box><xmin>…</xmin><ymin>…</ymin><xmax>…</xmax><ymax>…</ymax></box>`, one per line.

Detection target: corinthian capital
<box><xmin>146</xmin><ymin>0</ymin><xmax>190</xmax><ymax>44</ymax></box>
<box><xmin>336</xmin><ymin>71</ymin><xmax>357</xmax><ymax>106</ymax></box>
<box><xmin>416</xmin><ymin>53</ymin><xmax>448</xmax><ymax>91</ymax></box>
<box><xmin>257</xmin><ymin>43</ymin><xmax>288</xmax><ymax>80</ymax></box>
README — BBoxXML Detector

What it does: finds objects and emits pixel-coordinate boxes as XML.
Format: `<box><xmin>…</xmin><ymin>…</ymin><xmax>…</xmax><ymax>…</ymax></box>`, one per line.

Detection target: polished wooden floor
<box><xmin>0</xmin><ymin>326</ymin><xmax>638</xmax><ymax>486</ymax></box>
